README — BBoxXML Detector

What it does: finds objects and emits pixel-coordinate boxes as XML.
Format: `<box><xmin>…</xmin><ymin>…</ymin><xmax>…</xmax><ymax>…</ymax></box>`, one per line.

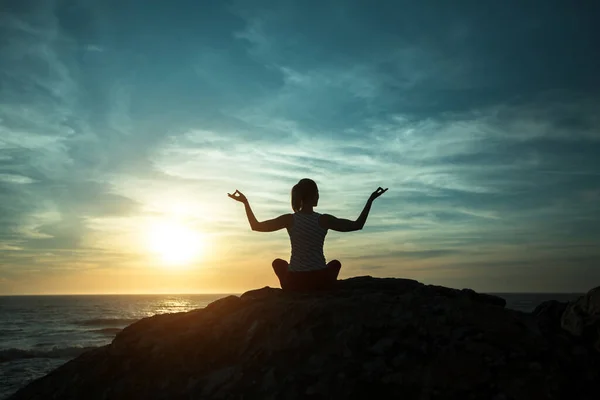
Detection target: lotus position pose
<box><xmin>228</xmin><ymin>178</ymin><xmax>388</xmax><ymax>292</ymax></box>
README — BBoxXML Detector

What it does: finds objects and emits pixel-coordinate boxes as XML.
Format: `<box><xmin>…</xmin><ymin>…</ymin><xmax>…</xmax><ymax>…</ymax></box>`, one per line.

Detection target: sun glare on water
<box><xmin>146</xmin><ymin>220</ymin><xmax>203</xmax><ymax>268</ymax></box>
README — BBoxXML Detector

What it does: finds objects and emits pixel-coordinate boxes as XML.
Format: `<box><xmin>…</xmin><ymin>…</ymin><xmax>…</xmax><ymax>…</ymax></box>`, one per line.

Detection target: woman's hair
<box><xmin>291</xmin><ymin>178</ymin><xmax>318</xmax><ymax>212</ymax></box>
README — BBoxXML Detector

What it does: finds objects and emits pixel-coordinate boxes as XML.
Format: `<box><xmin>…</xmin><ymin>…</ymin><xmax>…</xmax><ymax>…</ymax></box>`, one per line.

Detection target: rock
<box><xmin>261</xmin><ymin>368</ymin><xmax>277</xmax><ymax>391</ymax></box>
<box><xmin>8</xmin><ymin>277</ymin><xmax>600</xmax><ymax>400</ymax></box>
<box><xmin>528</xmin><ymin>361</ymin><xmax>542</xmax><ymax>371</ymax></box>
<box><xmin>460</xmin><ymin>288</ymin><xmax>507</xmax><ymax>308</ymax></box>
<box><xmin>423</xmin><ymin>285</ymin><xmax>507</xmax><ymax>308</ymax></box>
<box><xmin>533</xmin><ymin>300</ymin><xmax>568</xmax><ymax>334</ymax></box>
<box><xmin>561</xmin><ymin>286</ymin><xmax>600</xmax><ymax>352</ymax></box>
<box><xmin>370</xmin><ymin>337</ymin><xmax>395</xmax><ymax>355</ymax></box>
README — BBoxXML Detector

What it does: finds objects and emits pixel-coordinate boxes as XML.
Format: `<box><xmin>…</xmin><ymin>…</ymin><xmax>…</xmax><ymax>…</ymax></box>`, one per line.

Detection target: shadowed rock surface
<box><xmin>561</xmin><ymin>286</ymin><xmax>600</xmax><ymax>352</ymax></box>
<box><xmin>8</xmin><ymin>277</ymin><xmax>600</xmax><ymax>400</ymax></box>
<box><xmin>532</xmin><ymin>300</ymin><xmax>569</xmax><ymax>335</ymax></box>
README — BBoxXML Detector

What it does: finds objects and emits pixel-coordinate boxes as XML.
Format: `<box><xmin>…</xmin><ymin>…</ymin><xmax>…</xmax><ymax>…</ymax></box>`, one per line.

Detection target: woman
<box><xmin>228</xmin><ymin>178</ymin><xmax>388</xmax><ymax>292</ymax></box>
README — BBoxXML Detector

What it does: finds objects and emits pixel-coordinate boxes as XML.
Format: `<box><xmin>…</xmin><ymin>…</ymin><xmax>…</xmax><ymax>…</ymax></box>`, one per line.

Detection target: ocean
<box><xmin>0</xmin><ymin>292</ymin><xmax>582</xmax><ymax>399</ymax></box>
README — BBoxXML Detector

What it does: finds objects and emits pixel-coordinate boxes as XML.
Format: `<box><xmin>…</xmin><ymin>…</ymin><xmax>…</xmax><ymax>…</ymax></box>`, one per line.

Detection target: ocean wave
<box><xmin>74</xmin><ymin>318</ymin><xmax>138</xmax><ymax>327</ymax></box>
<box><xmin>0</xmin><ymin>346</ymin><xmax>99</xmax><ymax>363</ymax></box>
<box><xmin>89</xmin><ymin>328</ymin><xmax>122</xmax><ymax>335</ymax></box>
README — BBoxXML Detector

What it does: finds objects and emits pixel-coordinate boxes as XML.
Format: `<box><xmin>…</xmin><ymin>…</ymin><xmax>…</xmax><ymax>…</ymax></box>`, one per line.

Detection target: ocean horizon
<box><xmin>0</xmin><ymin>291</ymin><xmax>583</xmax><ymax>399</ymax></box>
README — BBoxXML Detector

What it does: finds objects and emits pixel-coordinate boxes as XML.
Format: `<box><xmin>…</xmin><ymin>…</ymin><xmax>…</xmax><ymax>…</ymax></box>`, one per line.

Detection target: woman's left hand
<box><xmin>228</xmin><ymin>190</ymin><xmax>248</xmax><ymax>204</ymax></box>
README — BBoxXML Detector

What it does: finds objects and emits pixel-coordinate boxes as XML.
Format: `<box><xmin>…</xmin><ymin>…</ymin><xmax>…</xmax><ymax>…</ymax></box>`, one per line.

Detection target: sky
<box><xmin>1</xmin><ymin>0</ymin><xmax>599</xmax><ymax>294</ymax></box>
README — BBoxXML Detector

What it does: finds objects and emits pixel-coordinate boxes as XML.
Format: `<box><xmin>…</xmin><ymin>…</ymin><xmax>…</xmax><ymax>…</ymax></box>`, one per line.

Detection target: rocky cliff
<box><xmin>9</xmin><ymin>277</ymin><xmax>600</xmax><ymax>400</ymax></box>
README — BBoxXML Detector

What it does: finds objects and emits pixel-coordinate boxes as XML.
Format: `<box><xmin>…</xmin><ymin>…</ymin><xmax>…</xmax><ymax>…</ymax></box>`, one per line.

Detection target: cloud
<box><xmin>85</xmin><ymin>44</ymin><xmax>104</xmax><ymax>52</ymax></box>
<box><xmin>349</xmin><ymin>249</ymin><xmax>464</xmax><ymax>261</ymax></box>
<box><xmin>0</xmin><ymin>173</ymin><xmax>35</xmax><ymax>184</ymax></box>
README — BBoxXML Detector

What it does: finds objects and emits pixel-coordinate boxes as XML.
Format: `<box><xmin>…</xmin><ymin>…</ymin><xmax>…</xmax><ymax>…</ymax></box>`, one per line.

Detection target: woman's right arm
<box><xmin>228</xmin><ymin>189</ymin><xmax>292</xmax><ymax>232</ymax></box>
<box><xmin>320</xmin><ymin>187</ymin><xmax>388</xmax><ymax>232</ymax></box>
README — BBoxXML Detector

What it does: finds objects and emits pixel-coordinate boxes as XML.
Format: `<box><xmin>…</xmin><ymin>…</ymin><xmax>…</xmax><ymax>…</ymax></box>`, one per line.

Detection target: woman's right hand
<box><xmin>228</xmin><ymin>189</ymin><xmax>248</xmax><ymax>204</ymax></box>
<box><xmin>369</xmin><ymin>187</ymin><xmax>388</xmax><ymax>202</ymax></box>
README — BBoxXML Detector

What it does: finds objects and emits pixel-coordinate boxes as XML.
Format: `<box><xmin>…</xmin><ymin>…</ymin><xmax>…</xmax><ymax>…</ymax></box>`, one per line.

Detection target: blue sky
<box><xmin>1</xmin><ymin>0</ymin><xmax>599</xmax><ymax>294</ymax></box>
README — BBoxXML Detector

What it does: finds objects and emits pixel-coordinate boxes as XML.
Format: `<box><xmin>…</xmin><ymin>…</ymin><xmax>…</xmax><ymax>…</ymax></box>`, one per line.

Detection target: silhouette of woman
<box><xmin>228</xmin><ymin>178</ymin><xmax>388</xmax><ymax>292</ymax></box>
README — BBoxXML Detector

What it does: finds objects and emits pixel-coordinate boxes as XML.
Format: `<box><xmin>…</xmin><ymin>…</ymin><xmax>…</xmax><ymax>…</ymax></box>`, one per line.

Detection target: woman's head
<box><xmin>291</xmin><ymin>178</ymin><xmax>319</xmax><ymax>212</ymax></box>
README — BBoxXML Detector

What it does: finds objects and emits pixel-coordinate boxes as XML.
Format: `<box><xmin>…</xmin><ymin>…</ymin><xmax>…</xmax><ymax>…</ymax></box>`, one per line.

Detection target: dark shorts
<box><xmin>272</xmin><ymin>259</ymin><xmax>342</xmax><ymax>292</ymax></box>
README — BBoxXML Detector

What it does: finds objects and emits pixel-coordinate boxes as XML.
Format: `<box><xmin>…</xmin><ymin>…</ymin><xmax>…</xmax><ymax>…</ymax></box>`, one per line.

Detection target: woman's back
<box><xmin>287</xmin><ymin>212</ymin><xmax>328</xmax><ymax>271</ymax></box>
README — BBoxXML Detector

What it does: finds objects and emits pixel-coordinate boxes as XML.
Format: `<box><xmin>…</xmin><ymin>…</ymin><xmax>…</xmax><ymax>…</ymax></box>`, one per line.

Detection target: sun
<box><xmin>146</xmin><ymin>220</ymin><xmax>203</xmax><ymax>267</ymax></box>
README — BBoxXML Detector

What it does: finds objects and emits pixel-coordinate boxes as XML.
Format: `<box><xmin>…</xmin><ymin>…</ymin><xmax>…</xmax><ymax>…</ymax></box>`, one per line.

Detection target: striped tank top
<box><xmin>286</xmin><ymin>212</ymin><xmax>328</xmax><ymax>272</ymax></box>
